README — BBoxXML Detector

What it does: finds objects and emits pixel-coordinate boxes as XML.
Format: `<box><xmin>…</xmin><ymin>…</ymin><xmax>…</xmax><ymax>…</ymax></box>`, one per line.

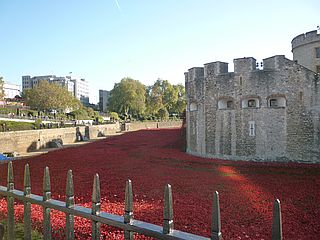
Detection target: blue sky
<box><xmin>0</xmin><ymin>0</ymin><xmax>319</xmax><ymax>103</ymax></box>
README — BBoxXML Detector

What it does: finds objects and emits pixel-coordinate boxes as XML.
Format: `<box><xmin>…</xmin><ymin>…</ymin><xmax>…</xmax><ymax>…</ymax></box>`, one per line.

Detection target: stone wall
<box><xmin>125</xmin><ymin>121</ymin><xmax>182</xmax><ymax>131</ymax></box>
<box><xmin>0</xmin><ymin>121</ymin><xmax>182</xmax><ymax>154</ymax></box>
<box><xmin>0</xmin><ymin>124</ymin><xmax>119</xmax><ymax>153</ymax></box>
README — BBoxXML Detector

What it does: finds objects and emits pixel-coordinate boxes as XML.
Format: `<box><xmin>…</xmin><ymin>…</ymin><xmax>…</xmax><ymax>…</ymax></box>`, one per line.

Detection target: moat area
<box><xmin>0</xmin><ymin>128</ymin><xmax>319</xmax><ymax>239</ymax></box>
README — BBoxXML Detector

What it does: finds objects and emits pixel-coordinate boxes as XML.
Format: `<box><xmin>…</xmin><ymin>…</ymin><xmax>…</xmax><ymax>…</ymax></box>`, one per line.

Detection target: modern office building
<box><xmin>70</xmin><ymin>77</ymin><xmax>90</xmax><ymax>105</ymax></box>
<box><xmin>51</xmin><ymin>77</ymin><xmax>75</xmax><ymax>94</ymax></box>
<box><xmin>22</xmin><ymin>75</ymin><xmax>55</xmax><ymax>90</ymax></box>
<box><xmin>3</xmin><ymin>82</ymin><xmax>21</xmax><ymax>99</ymax></box>
<box><xmin>99</xmin><ymin>90</ymin><xmax>111</xmax><ymax>112</ymax></box>
<box><xmin>22</xmin><ymin>75</ymin><xmax>90</xmax><ymax>104</ymax></box>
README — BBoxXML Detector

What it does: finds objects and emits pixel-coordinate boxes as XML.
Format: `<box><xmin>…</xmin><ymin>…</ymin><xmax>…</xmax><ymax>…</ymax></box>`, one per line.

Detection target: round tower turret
<box><xmin>291</xmin><ymin>29</ymin><xmax>320</xmax><ymax>73</ymax></box>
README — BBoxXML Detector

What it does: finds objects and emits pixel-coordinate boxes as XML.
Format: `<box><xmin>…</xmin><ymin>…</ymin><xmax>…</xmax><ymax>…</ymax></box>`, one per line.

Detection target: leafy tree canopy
<box><xmin>24</xmin><ymin>80</ymin><xmax>81</xmax><ymax>112</ymax></box>
<box><xmin>107</xmin><ymin>77</ymin><xmax>186</xmax><ymax>120</ymax></box>
<box><xmin>69</xmin><ymin>106</ymin><xmax>98</xmax><ymax>120</ymax></box>
<box><xmin>108</xmin><ymin>77</ymin><xmax>146</xmax><ymax>118</ymax></box>
<box><xmin>171</xmin><ymin>84</ymin><xmax>186</xmax><ymax>114</ymax></box>
<box><xmin>146</xmin><ymin>79</ymin><xmax>186</xmax><ymax>116</ymax></box>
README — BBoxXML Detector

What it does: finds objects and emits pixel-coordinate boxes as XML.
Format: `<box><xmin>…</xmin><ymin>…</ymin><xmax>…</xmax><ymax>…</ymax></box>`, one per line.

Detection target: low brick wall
<box><xmin>88</xmin><ymin>123</ymin><xmax>120</xmax><ymax>138</ymax></box>
<box><xmin>0</xmin><ymin>124</ymin><xmax>119</xmax><ymax>154</ymax></box>
<box><xmin>125</xmin><ymin>120</ymin><xmax>182</xmax><ymax>131</ymax></box>
<box><xmin>0</xmin><ymin>121</ymin><xmax>181</xmax><ymax>154</ymax></box>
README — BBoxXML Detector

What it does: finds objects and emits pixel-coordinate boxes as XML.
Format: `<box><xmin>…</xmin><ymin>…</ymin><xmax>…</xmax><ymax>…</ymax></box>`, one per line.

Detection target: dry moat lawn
<box><xmin>0</xmin><ymin>128</ymin><xmax>319</xmax><ymax>239</ymax></box>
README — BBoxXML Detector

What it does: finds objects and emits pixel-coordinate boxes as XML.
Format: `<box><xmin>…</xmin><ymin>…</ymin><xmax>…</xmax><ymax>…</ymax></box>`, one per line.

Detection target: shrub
<box><xmin>34</xmin><ymin>119</ymin><xmax>42</xmax><ymax>129</ymax></box>
<box><xmin>0</xmin><ymin>120</ymin><xmax>35</xmax><ymax>131</ymax></box>
<box><xmin>0</xmin><ymin>107</ymin><xmax>13</xmax><ymax>115</ymax></box>
<box><xmin>109</xmin><ymin>112</ymin><xmax>120</xmax><ymax>122</ymax></box>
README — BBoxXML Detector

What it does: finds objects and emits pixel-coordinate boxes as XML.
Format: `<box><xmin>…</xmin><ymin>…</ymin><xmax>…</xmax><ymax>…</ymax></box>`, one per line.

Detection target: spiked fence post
<box><xmin>163</xmin><ymin>184</ymin><xmax>174</xmax><ymax>234</ymax></box>
<box><xmin>24</xmin><ymin>164</ymin><xmax>32</xmax><ymax>240</ymax></box>
<box><xmin>43</xmin><ymin>167</ymin><xmax>52</xmax><ymax>240</ymax></box>
<box><xmin>272</xmin><ymin>199</ymin><xmax>282</xmax><ymax>240</ymax></box>
<box><xmin>0</xmin><ymin>224</ymin><xmax>4</xmax><ymax>240</ymax></box>
<box><xmin>92</xmin><ymin>174</ymin><xmax>101</xmax><ymax>240</ymax></box>
<box><xmin>211</xmin><ymin>191</ymin><xmax>222</xmax><ymax>240</ymax></box>
<box><xmin>66</xmin><ymin>170</ymin><xmax>75</xmax><ymax>240</ymax></box>
<box><xmin>7</xmin><ymin>161</ymin><xmax>15</xmax><ymax>240</ymax></box>
<box><xmin>124</xmin><ymin>179</ymin><xmax>134</xmax><ymax>240</ymax></box>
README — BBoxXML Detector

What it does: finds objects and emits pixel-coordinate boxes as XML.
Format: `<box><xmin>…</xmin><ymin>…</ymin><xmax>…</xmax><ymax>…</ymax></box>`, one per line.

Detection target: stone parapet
<box><xmin>233</xmin><ymin>57</ymin><xmax>256</xmax><ymax>73</ymax></box>
<box><xmin>204</xmin><ymin>61</ymin><xmax>228</xmax><ymax>77</ymax></box>
<box><xmin>291</xmin><ymin>30</ymin><xmax>320</xmax><ymax>50</ymax></box>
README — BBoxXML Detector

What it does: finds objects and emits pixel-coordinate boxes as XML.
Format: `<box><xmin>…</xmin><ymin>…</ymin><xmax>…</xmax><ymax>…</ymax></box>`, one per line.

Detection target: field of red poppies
<box><xmin>0</xmin><ymin>128</ymin><xmax>319</xmax><ymax>239</ymax></box>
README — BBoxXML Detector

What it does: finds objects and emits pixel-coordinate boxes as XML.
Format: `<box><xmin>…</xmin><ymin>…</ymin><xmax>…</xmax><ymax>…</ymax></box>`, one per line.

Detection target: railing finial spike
<box><xmin>163</xmin><ymin>184</ymin><xmax>174</xmax><ymax>234</ymax></box>
<box><xmin>7</xmin><ymin>161</ymin><xmax>15</xmax><ymax>239</ymax></box>
<box><xmin>92</xmin><ymin>173</ymin><xmax>101</xmax><ymax>205</ymax></box>
<box><xmin>211</xmin><ymin>191</ymin><xmax>222</xmax><ymax>240</ymax></box>
<box><xmin>66</xmin><ymin>169</ymin><xmax>74</xmax><ymax>207</ymax></box>
<box><xmin>24</xmin><ymin>164</ymin><xmax>31</xmax><ymax>196</ymax></box>
<box><xmin>124</xmin><ymin>179</ymin><xmax>134</xmax><ymax>239</ymax></box>
<box><xmin>66</xmin><ymin>170</ymin><xmax>75</xmax><ymax>239</ymax></box>
<box><xmin>7</xmin><ymin>161</ymin><xmax>14</xmax><ymax>191</ymax></box>
<box><xmin>43</xmin><ymin>166</ymin><xmax>51</xmax><ymax>201</ymax></box>
<box><xmin>92</xmin><ymin>173</ymin><xmax>101</xmax><ymax>240</ymax></box>
<box><xmin>125</xmin><ymin>179</ymin><xmax>133</xmax><ymax>214</ymax></box>
<box><xmin>272</xmin><ymin>199</ymin><xmax>282</xmax><ymax>240</ymax></box>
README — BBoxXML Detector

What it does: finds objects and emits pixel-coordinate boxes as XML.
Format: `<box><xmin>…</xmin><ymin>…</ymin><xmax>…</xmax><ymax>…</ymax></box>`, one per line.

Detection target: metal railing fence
<box><xmin>0</xmin><ymin>162</ymin><xmax>283</xmax><ymax>239</ymax></box>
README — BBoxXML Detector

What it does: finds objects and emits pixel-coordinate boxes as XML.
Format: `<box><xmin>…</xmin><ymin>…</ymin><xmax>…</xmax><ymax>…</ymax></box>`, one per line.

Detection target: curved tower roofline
<box><xmin>291</xmin><ymin>30</ymin><xmax>320</xmax><ymax>50</ymax></box>
<box><xmin>291</xmin><ymin>29</ymin><xmax>320</xmax><ymax>73</ymax></box>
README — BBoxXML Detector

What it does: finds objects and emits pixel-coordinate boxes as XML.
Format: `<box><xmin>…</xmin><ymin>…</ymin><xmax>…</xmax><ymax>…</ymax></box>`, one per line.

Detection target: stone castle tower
<box><xmin>185</xmin><ymin>30</ymin><xmax>320</xmax><ymax>163</ymax></box>
<box><xmin>292</xmin><ymin>29</ymin><xmax>320</xmax><ymax>73</ymax></box>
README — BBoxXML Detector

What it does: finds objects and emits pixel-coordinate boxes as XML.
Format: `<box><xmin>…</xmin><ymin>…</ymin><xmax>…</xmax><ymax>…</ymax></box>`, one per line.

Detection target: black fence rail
<box><xmin>0</xmin><ymin>162</ymin><xmax>283</xmax><ymax>239</ymax></box>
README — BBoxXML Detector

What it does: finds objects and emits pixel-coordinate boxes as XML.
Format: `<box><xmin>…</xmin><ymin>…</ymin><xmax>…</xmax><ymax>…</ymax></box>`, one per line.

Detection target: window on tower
<box><xmin>316</xmin><ymin>47</ymin><xmax>320</xmax><ymax>58</ymax></box>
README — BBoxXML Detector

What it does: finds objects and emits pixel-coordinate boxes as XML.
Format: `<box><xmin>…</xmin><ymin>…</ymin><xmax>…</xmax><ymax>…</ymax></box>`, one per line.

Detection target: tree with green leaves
<box><xmin>171</xmin><ymin>84</ymin><xmax>186</xmax><ymax>115</ymax></box>
<box><xmin>146</xmin><ymin>79</ymin><xmax>186</xmax><ymax>117</ymax></box>
<box><xmin>108</xmin><ymin>77</ymin><xmax>146</xmax><ymax>118</ymax></box>
<box><xmin>146</xmin><ymin>79</ymin><xmax>172</xmax><ymax>115</ymax></box>
<box><xmin>158</xmin><ymin>107</ymin><xmax>169</xmax><ymax>120</ymax></box>
<box><xmin>0</xmin><ymin>77</ymin><xmax>5</xmax><ymax>100</ymax></box>
<box><xmin>24</xmin><ymin>80</ymin><xmax>81</xmax><ymax>112</ymax></box>
<box><xmin>69</xmin><ymin>106</ymin><xmax>98</xmax><ymax>120</ymax></box>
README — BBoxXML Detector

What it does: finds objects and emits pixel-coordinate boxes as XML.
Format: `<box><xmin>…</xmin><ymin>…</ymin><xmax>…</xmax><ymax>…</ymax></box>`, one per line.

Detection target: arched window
<box><xmin>218</xmin><ymin>98</ymin><xmax>234</xmax><ymax>110</ymax></box>
<box><xmin>190</xmin><ymin>102</ymin><xmax>197</xmax><ymax>111</ymax></box>
<box><xmin>268</xmin><ymin>96</ymin><xmax>286</xmax><ymax>108</ymax></box>
<box><xmin>248</xmin><ymin>99</ymin><xmax>256</xmax><ymax>108</ymax></box>
<box><xmin>241</xmin><ymin>97</ymin><xmax>260</xmax><ymax>109</ymax></box>
<box><xmin>269</xmin><ymin>99</ymin><xmax>278</xmax><ymax>107</ymax></box>
<box><xmin>227</xmin><ymin>100</ymin><xmax>234</xmax><ymax>109</ymax></box>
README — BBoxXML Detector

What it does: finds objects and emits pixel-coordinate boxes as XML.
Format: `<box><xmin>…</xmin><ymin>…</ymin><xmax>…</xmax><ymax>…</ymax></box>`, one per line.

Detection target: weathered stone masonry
<box><xmin>185</xmin><ymin>30</ymin><xmax>320</xmax><ymax>163</ymax></box>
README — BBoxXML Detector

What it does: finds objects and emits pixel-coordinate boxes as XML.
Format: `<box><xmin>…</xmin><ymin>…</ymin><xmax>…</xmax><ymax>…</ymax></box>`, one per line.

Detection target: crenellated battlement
<box><xmin>263</xmin><ymin>55</ymin><xmax>286</xmax><ymax>70</ymax></box>
<box><xmin>186</xmin><ymin>67</ymin><xmax>204</xmax><ymax>82</ymax></box>
<box><xmin>187</xmin><ymin>56</ymin><xmax>292</xmax><ymax>79</ymax></box>
<box><xmin>291</xmin><ymin>30</ymin><xmax>320</xmax><ymax>50</ymax></box>
<box><xmin>204</xmin><ymin>61</ymin><xmax>228</xmax><ymax>77</ymax></box>
<box><xmin>233</xmin><ymin>57</ymin><xmax>256</xmax><ymax>73</ymax></box>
